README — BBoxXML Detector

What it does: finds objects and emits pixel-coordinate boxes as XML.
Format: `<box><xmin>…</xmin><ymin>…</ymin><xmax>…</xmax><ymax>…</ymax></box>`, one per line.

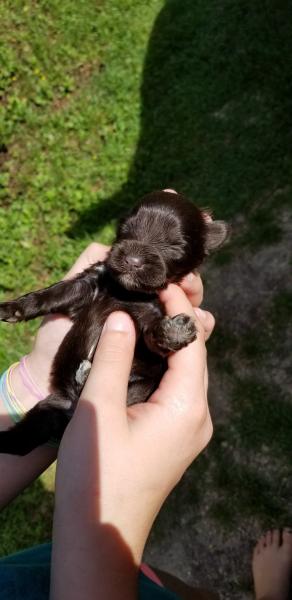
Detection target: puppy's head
<box><xmin>106</xmin><ymin>190</ymin><xmax>229</xmax><ymax>293</ymax></box>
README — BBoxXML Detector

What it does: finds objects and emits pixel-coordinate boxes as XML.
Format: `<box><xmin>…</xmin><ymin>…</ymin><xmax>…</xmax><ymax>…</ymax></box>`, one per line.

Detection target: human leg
<box><xmin>252</xmin><ymin>528</ymin><xmax>292</xmax><ymax>600</ymax></box>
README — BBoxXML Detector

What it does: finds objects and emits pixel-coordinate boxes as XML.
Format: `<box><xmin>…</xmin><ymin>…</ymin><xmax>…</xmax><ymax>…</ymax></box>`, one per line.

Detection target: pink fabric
<box><xmin>19</xmin><ymin>356</ymin><xmax>45</xmax><ymax>401</ymax></box>
<box><xmin>140</xmin><ymin>563</ymin><xmax>164</xmax><ymax>587</ymax></box>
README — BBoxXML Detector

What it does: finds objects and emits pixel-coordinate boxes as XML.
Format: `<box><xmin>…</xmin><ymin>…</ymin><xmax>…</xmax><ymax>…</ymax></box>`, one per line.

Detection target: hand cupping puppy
<box><xmin>0</xmin><ymin>240</ymin><xmax>213</xmax><ymax>517</ymax></box>
<box><xmin>11</xmin><ymin>243</ymin><xmax>207</xmax><ymax>412</ymax></box>
<box><xmin>54</xmin><ymin>284</ymin><xmax>215</xmax><ymax>565</ymax></box>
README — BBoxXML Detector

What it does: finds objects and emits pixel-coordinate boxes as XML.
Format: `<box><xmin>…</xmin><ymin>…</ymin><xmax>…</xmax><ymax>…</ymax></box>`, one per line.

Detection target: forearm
<box><xmin>50</xmin><ymin>472</ymin><xmax>156</xmax><ymax>600</ymax></box>
<box><xmin>0</xmin><ymin>359</ymin><xmax>57</xmax><ymax>510</ymax></box>
<box><xmin>49</xmin><ymin>398</ymin><xmax>151</xmax><ymax>600</ymax></box>
<box><xmin>0</xmin><ymin>245</ymin><xmax>108</xmax><ymax>509</ymax></box>
<box><xmin>50</xmin><ymin>503</ymin><xmax>141</xmax><ymax>600</ymax></box>
<box><xmin>0</xmin><ymin>441</ymin><xmax>56</xmax><ymax>510</ymax></box>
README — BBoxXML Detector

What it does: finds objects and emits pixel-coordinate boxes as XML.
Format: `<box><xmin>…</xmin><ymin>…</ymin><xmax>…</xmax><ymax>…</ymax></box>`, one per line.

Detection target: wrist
<box><xmin>10</xmin><ymin>359</ymin><xmax>46</xmax><ymax>413</ymax></box>
<box><xmin>99</xmin><ymin>514</ymin><xmax>150</xmax><ymax>565</ymax></box>
<box><xmin>98</xmin><ymin>493</ymin><xmax>161</xmax><ymax>564</ymax></box>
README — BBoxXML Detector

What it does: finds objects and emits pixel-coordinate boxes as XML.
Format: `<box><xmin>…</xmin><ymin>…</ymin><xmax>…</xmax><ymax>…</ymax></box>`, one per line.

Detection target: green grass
<box><xmin>0</xmin><ymin>1</ymin><xmax>291</xmax><ymax>594</ymax></box>
<box><xmin>0</xmin><ymin>470</ymin><xmax>55</xmax><ymax>556</ymax></box>
<box><xmin>1</xmin><ymin>0</ymin><xmax>167</xmax><ymax>554</ymax></box>
<box><xmin>0</xmin><ymin>0</ymin><xmax>158</xmax><ymax>297</ymax></box>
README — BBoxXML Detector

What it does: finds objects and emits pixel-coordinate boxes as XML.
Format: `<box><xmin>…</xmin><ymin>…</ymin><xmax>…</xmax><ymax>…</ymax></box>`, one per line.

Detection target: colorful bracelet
<box><xmin>0</xmin><ymin>363</ymin><xmax>25</xmax><ymax>423</ymax></box>
<box><xmin>19</xmin><ymin>355</ymin><xmax>46</xmax><ymax>401</ymax></box>
<box><xmin>0</xmin><ymin>361</ymin><xmax>59</xmax><ymax>449</ymax></box>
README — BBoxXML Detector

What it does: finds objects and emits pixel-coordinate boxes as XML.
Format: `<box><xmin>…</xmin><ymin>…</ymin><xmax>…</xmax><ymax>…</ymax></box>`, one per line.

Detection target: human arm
<box><xmin>0</xmin><ymin>243</ymin><xmax>109</xmax><ymax>509</ymax></box>
<box><xmin>50</xmin><ymin>285</ymin><xmax>214</xmax><ymax>600</ymax></box>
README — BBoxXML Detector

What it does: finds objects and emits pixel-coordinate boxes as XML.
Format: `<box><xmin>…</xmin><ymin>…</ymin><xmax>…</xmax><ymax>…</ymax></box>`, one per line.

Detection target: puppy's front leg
<box><xmin>143</xmin><ymin>314</ymin><xmax>197</xmax><ymax>357</ymax></box>
<box><xmin>0</xmin><ymin>263</ymin><xmax>105</xmax><ymax>323</ymax></box>
<box><xmin>0</xmin><ymin>394</ymin><xmax>70</xmax><ymax>455</ymax></box>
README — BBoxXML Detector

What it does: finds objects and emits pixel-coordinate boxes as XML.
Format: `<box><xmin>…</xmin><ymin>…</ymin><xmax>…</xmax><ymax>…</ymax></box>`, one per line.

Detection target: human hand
<box><xmin>0</xmin><ymin>249</ymin><xmax>114</xmax><ymax>508</ymax></box>
<box><xmin>54</xmin><ymin>284</ymin><xmax>214</xmax><ymax>564</ymax></box>
<box><xmin>29</xmin><ymin>248</ymin><xmax>203</xmax><ymax>390</ymax></box>
<box><xmin>26</xmin><ymin>243</ymin><xmax>110</xmax><ymax>392</ymax></box>
<box><xmin>10</xmin><ymin>243</ymin><xmax>109</xmax><ymax>410</ymax></box>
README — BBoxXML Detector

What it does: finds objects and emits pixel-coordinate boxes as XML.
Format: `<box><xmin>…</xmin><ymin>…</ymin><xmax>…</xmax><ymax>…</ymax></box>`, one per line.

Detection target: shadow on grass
<box><xmin>66</xmin><ymin>0</ymin><xmax>292</xmax><ymax>539</ymax></box>
<box><xmin>0</xmin><ymin>479</ymin><xmax>54</xmax><ymax>557</ymax></box>
<box><xmin>68</xmin><ymin>0</ymin><xmax>292</xmax><ymax>239</ymax></box>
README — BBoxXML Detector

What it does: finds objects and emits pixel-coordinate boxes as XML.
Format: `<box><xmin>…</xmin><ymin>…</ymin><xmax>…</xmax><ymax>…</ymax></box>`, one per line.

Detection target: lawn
<box><xmin>0</xmin><ymin>1</ymin><xmax>291</xmax><ymax>597</ymax></box>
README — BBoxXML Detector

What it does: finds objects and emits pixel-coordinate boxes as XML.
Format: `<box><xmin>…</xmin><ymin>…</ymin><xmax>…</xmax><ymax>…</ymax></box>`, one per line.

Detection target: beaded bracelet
<box><xmin>0</xmin><ymin>361</ymin><xmax>59</xmax><ymax>449</ymax></box>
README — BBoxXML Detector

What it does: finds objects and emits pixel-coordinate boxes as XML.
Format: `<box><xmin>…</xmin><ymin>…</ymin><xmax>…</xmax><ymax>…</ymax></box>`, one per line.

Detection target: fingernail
<box><xmin>103</xmin><ymin>312</ymin><xmax>133</xmax><ymax>333</ymax></box>
<box><xmin>187</xmin><ymin>272</ymin><xmax>194</xmax><ymax>282</ymax></box>
<box><xmin>194</xmin><ymin>307</ymin><xmax>207</xmax><ymax>320</ymax></box>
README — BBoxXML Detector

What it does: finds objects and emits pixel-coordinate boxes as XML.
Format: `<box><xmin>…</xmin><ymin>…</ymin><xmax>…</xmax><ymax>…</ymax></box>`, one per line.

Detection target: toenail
<box><xmin>163</xmin><ymin>188</ymin><xmax>177</xmax><ymax>194</ymax></box>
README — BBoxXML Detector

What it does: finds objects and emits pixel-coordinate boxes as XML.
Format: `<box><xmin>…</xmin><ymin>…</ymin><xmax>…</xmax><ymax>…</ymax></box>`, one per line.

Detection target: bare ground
<box><xmin>144</xmin><ymin>208</ymin><xmax>292</xmax><ymax>599</ymax></box>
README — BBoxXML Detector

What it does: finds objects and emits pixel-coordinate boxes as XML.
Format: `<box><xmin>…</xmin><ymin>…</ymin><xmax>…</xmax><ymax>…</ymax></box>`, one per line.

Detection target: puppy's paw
<box><xmin>0</xmin><ymin>302</ymin><xmax>23</xmax><ymax>323</ymax></box>
<box><xmin>159</xmin><ymin>313</ymin><xmax>197</xmax><ymax>352</ymax></box>
<box><xmin>145</xmin><ymin>313</ymin><xmax>197</xmax><ymax>356</ymax></box>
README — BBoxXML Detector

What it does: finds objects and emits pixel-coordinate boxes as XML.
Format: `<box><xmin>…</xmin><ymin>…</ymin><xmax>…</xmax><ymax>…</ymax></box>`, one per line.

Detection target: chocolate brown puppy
<box><xmin>0</xmin><ymin>191</ymin><xmax>228</xmax><ymax>455</ymax></box>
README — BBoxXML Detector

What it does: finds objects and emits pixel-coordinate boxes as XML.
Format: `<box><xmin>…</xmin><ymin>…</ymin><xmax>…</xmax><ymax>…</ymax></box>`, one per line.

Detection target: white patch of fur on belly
<box><xmin>75</xmin><ymin>359</ymin><xmax>92</xmax><ymax>386</ymax></box>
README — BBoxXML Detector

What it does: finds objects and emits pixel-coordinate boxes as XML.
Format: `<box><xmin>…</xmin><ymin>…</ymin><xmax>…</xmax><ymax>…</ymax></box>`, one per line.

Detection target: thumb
<box><xmin>81</xmin><ymin>311</ymin><xmax>136</xmax><ymax>421</ymax></box>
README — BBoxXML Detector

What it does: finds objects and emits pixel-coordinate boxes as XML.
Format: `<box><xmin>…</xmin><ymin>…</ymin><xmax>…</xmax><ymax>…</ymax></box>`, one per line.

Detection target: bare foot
<box><xmin>252</xmin><ymin>528</ymin><xmax>292</xmax><ymax>600</ymax></box>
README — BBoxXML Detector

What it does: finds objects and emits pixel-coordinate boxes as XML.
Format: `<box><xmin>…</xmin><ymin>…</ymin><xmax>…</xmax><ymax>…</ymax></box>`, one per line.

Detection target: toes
<box><xmin>282</xmin><ymin>528</ymin><xmax>292</xmax><ymax>548</ymax></box>
<box><xmin>265</xmin><ymin>530</ymin><xmax>272</xmax><ymax>546</ymax></box>
<box><xmin>163</xmin><ymin>188</ymin><xmax>177</xmax><ymax>194</ymax></box>
<box><xmin>254</xmin><ymin>534</ymin><xmax>266</xmax><ymax>554</ymax></box>
<box><xmin>272</xmin><ymin>528</ymin><xmax>281</xmax><ymax>546</ymax></box>
<box><xmin>253</xmin><ymin>539</ymin><xmax>262</xmax><ymax>556</ymax></box>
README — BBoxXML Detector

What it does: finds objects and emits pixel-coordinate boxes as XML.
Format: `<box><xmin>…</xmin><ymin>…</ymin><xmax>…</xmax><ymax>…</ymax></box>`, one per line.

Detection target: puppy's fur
<box><xmin>0</xmin><ymin>191</ymin><xmax>228</xmax><ymax>455</ymax></box>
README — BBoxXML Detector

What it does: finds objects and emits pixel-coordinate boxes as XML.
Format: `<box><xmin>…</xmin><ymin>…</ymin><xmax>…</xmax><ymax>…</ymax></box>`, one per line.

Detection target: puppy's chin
<box><xmin>113</xmin><ymin>271</ymin><xmax>166</xmax><ymax>293</ymax></box>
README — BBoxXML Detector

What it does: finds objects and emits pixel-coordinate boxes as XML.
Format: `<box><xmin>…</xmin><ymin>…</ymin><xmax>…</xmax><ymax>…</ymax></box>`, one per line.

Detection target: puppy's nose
<box><xmin>125</xmin><ymin>255</ymin><xmax>143</xmax><ymax>268</ymax></box>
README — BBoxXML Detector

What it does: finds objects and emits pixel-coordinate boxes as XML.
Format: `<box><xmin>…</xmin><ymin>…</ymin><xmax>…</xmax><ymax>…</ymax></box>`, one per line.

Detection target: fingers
<box><xmin>157</xmin><ymin>285</ymin><xmax>209</xmax><ymax>400</ymax></box>
<box><xmin>179</xmin><ymin>211</ymin><xmax>215</xmax><ymax>308</ymax></box>
<box><xmin>64</xmin><ymin>242</ymin><xmax>110</xmax><ymax>279</ymax></box>
<box><xmin>152</xmin><ymin>286</ymin><xmax>214</xmax><ymax>447</ymax></box>
<box><xmin>159</xmin><ymin>283</ymin><xmax>214</xmax><ymax>344</ymax></box>
<box><xmin>159</xmin><ymin>283</ymin><xmax>198</xmax><ymax>319</ymax></box>
<box><xmin>80</xmin><ymin>312</ymin><xmax>136</xmax><ymax>425</ymax></box>
<box><xmin>180</xmin><ymin>273</ymin><xmax>215</xmax><ymax>339</ymax></box>
<box><xmin>180</xmin><ymin>272</ymin><xmax>204</xmax><ymax>307</ymax></box>
<box><xmin>193</xmin><ymin>308</ymin><xmax>215</xmax><ymax>341</ymax></box>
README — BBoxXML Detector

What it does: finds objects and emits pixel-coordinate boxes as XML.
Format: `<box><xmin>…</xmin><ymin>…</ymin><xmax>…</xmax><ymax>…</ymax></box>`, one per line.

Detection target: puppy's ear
<box><xmin>205</xmin><ymin>220</ymin><xmax>230</xmax><ymax>252</ymax></box>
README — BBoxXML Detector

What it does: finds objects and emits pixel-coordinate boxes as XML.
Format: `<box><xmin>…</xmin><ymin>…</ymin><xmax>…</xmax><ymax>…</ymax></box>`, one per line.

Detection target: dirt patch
<box><xmin>0</xmin><ymin>144</ymin><xmax>9</xmax><ymax>167</ymax></box>
<box><xmin>51</xmin><ymin>60</ymin><xmax>103</xmax><ymax>112</ymax></box>
<box><xmin>204</xmin><ymin>229</ymin><xmax>291</xmax><ymax>335</ymax></box>
<box><xmin>143</xmin><ymin>209</ymin><xmax>292</xmax><ymax>599</ymax></box>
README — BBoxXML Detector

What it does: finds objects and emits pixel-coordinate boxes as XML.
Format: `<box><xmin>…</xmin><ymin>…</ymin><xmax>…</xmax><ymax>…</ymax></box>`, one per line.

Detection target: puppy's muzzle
<box><xmin>107</xmin><ymin>241</ymin><xmax>167</xmax><ymax>290</ymax></box>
